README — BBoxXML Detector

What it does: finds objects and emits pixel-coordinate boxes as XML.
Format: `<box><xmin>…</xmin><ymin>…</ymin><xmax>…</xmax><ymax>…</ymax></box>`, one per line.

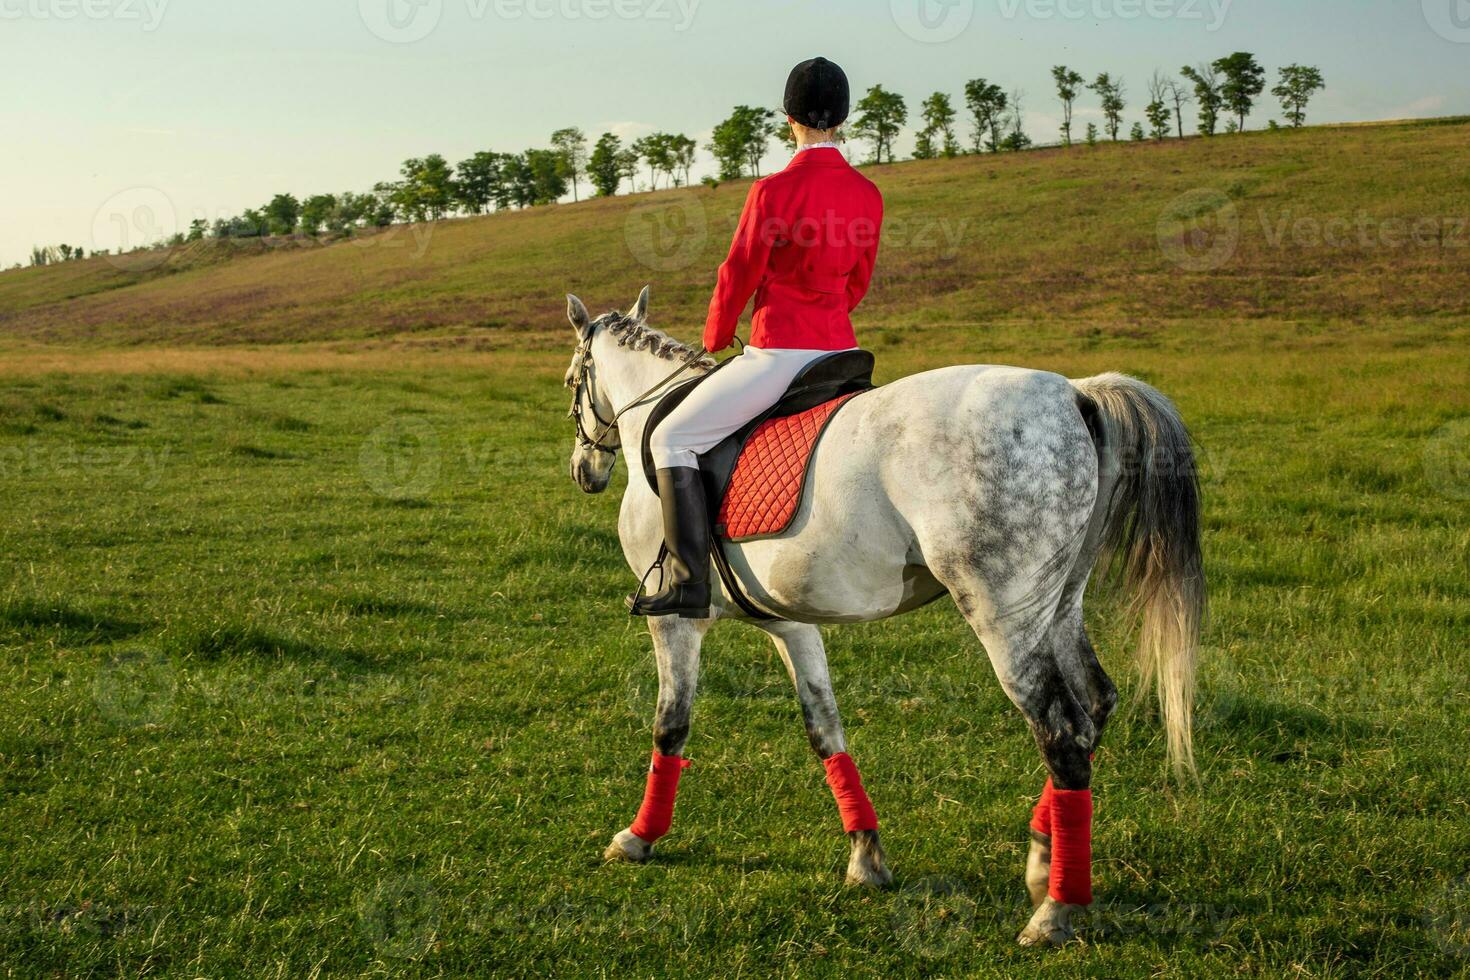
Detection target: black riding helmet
<box><xmin>783</xmin><ymin>57</ymin><xmax>849</xmax><ymax>130</ymax></box>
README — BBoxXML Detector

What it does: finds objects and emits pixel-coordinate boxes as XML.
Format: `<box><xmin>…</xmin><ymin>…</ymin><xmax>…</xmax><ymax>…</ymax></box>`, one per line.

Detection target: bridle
<box><xmin>566</xmin><ymin>316</ymin><xmax>710</xmax><ymax>455</ymax></box>
<box><xmin>566</xmin><ymin>339</ymin><xmax>620</xmax><ymax>454</ymax></box>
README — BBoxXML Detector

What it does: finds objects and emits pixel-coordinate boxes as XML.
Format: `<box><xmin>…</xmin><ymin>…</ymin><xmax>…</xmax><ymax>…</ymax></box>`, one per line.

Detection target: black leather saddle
<box><xmin>640</xmin><ymin>349</ymin><xmax>876</xmax><ymax>504</ymax></box>
<box><xmin>637</xmin><ymin>348</ymin><xmax>876</xmax><ymax>621</ymax></box>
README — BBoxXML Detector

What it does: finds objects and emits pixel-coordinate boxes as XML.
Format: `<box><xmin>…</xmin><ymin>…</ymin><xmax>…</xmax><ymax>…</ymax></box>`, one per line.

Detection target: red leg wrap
<box><xmin>823</xmin><ymin>752</ymin><xmax>878</xmax><ymax>832</ymax></box>
<box><xmin>628</xmin><ymin>751</ymin><xmax>690</xmax><ymax>843</ymax></box>
<box><xmin>1048</xmin><ymin>788</ymin><xmax>1093</xmax><ymax>905</ymax></box>
<box><xmin>1030</xmin><ymin>777</ymin><xmax>1055</xmax><ymax>836</ymax></box>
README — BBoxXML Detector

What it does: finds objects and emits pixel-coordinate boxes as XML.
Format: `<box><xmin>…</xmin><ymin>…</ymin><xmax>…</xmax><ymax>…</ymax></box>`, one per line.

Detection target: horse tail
<box><xmin>1071</xmin><ymin>372</ymin><xmax>1205</xmax><ymax>780</ymax></box>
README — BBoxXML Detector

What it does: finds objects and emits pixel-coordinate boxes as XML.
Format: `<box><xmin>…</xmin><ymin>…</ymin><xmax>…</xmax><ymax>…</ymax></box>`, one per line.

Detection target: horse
<box><xmin>563</xmin><ymin>287</ymin><xmax>1204</xmax><ymax>947</ymax></box>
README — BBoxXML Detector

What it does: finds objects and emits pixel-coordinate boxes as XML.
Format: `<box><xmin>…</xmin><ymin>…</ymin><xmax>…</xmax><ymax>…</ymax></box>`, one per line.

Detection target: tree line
<box><xmin>22</xmin><ymin>53</ymin><xmax>1324</xmax><ymax>265</ymax></box>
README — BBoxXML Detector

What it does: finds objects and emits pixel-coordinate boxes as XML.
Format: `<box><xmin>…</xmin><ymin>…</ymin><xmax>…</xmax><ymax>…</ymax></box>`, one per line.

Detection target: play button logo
<box><xmin>359</xmin><ymin>0</ymin><xmax>443</xmax><ymax>44</ymax></box>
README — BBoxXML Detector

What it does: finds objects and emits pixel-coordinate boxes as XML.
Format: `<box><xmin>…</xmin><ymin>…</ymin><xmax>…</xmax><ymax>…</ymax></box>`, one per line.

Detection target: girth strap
<box><xmin>709</xmin><ymin>540</ymin><xmax>780</xmax><ymax>622</ymax></box>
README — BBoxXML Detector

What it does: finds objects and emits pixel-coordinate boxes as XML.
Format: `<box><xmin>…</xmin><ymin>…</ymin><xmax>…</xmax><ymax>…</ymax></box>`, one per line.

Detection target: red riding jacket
<box><xmin>703</xmin><ymin>146</ymin><xmax>884</xmax><ymax>353</ymax></box>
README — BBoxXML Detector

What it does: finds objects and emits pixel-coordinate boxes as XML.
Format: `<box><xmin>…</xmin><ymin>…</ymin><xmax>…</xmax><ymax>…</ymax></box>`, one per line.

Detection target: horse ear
<box><xmin>567</xmin><ymin>294</ymin><xmax>590</xmax><ymax>337</ymax></box>
<box><xmin>628</xmin><ymin>285</ymin><xmax>650</xmax><ymax>323</ymax></box>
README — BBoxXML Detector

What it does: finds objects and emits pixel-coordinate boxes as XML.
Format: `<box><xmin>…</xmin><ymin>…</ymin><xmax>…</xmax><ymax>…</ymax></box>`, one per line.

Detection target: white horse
<box><xmin>564</xmin><ymin>288</ymin><xmax>1204</xmax><ymax>947</ymax></box>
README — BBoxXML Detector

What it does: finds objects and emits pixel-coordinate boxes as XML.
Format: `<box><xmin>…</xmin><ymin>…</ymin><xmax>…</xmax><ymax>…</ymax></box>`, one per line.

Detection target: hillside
<box><xmin>2</xmin><ymin>117</ymin><xmax>1468</xmax><ymax>349</ymax></box>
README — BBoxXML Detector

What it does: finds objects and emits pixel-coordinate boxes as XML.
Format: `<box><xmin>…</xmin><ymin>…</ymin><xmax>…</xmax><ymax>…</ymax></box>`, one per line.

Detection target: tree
<box><xmin>499</xmin><ymin>154</ymin><xmax>536</xmax><ymax>208</ymax></box>
<box><xmin>914</xmin><ymin>91</ymin><xmax>957</xmax><ymax>160</ymax></box>
<box><xmin>616</xmin><ymin>148</ymin><xmax>640</xmax><ymax>191</ymax></box>
<box><xmin>1180</xmin><ymin>63</ymin><xmax>1224</xmax><ymax>136</ymax></box>
<box><xmin>186</xmin><ymin>218</ymin><xmax>208</xmax><ymax>242</ymax></box>
<box><xmin>706</xmin><ymin>116</ymin><xmax>747</xmax><ymax>181</ymax></box>
<box><xmin>524</xmin><ymin>149</ymin><xmax>568</xmax><ymax>205</ymax></box>
<box><xmin>455</xmin><ymin>151</ymin><xmax>504</xmax><ymax>214</ymax></box>
<box><xmin>395</xmin><ymin>155</ymin><xmax>455</xmax><ymax>220</ymax></box>
<box><xmin>1051</xmin><ymin>66</ymin><xmax>1085</xmax><ymax>146</ymax></box>
<box><xmin>669</xmin><ymin>133</ymin><xmax>697</xmax><ymax>186</ymax></box>
<box><xmin>740</xmin><ymin>109</ymin><xmax>776</xmax><ymax>176</ymax></box>
<box><xmin>1130</xmin><ymin>122</ymin><xmax>1146</xmax><ymax>141</ymax></box>
<box><xmin>1163</xmin><ymin>76</ymin><xmax>1193</xmax><ymax>139</ymax></box>
<box><xmin>1085</xmin><ymin>122</ymin><xmax>1099</xmax><ymax>147</ymax></box>
<box><xmin>999</xmin><ymin>88</ymin><xmax>1031</xmax><ymax>151</ymax></box>
<box><xmin>707</xmin><ymin>106</ymin><xmax>776</xmax><ymax>180</ymax></box>
<box><xmin>631</xmin><ymin>134</ymin><xmax>671</xmax><ymax>190</ymax></box>
<box><xmin>263</xmin><ymin>193</ymin><xmax>301</xmax><ymax>235</ymax></box>
<box><xmin>1089</xmin><ymin>73</ymin><xmax>1126</xmax><ymax>141</ymax></box>
<box><xmin>332</xmin><ymin>191</ymin><xmax>375</xmax><ymax>233</ymax></box>
<box><xmin>1146</xmin><ymin>72</ymin><xmax>1173</xmax><ymax>140</ymax></box>
<box><xmin>368</xmin><ymin>184</ymin><xmax>399</xmax><ymax>225</ymax></box>
<box><xmin>1272</xmin><ymin>64</ymin><xmax>1325</xmax><ymax>128</ymax></box>
<box><xmin>771</xmin><ymin>117</ymin><xmax>797</xmax><ymax>151</ymax></box>
<box><xmin>1214</xmin><ymin>52</ymin><xmax>1266</xmax><ymax>132</ymax></box>
<box><xmin>963</xmin><ymin>78</ymin><xmax>1007</xmax><ymax>153</ymax></box>
<box><xmin>587</xmin><ymin>132</ymin><xmax>623</xmax><ymax>197</ymax></box>
<box><xmin>850</xmin><ymin>84</ymin><xmax>907</xmax><ymax>164</ymax></box>
<box><xmin>300</xmin><ymin>194</ymin><xmax>338</xmax><ymax>235</ymax></box>
<box><xmin>550</xmin><ymin>128</ymin><xmax>588</xmax><ymax>202</ymax></box>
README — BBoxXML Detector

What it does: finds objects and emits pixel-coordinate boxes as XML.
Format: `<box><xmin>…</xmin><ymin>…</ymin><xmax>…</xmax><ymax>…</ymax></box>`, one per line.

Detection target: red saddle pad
<box><xmin>716</xmin><ymin>392</ymin><xmax>859</xmax><ymax>542</ymax></box>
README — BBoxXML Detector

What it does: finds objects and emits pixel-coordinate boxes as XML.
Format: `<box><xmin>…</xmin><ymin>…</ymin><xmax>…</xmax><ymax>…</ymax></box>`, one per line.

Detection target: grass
<box><xmin>1</xmin><ymin>118</ymin><xmax>1469</xmax><ymax>976</ymax></box>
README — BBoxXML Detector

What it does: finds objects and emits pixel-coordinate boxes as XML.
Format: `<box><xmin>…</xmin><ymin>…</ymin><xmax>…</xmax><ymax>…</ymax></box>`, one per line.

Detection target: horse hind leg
<box><xmin>937</xmin><ymin>573</ymin><xmax>1098</xmax><ymax>948</ymax></box>
<box><xmin>1025</xmin><ymin>602</ymin><xmax>1117</xmax><ymax>913</ymax></box>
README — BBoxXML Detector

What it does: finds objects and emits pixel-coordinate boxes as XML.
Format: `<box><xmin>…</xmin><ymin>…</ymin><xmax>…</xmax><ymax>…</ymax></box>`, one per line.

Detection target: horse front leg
<box><xmin>765</xmin><ymin>621</ymin><xmax>892</xmax><ymax>888</ymax></box>
<box><xmin>604</xmin><ymin>615</ymin><xmax>707</xmax><ymax>863</ymax></box>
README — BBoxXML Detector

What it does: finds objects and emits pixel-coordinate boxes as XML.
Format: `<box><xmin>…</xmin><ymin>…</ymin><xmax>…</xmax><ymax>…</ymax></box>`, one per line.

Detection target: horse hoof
<box><xmin>1017</xmin><ymin>897</ymin><xmax>1079</xmax><ymax>948</ymax></box>
<box><xmin>844</xmin><ymin>862</ymin><xmax>894</xmax><ymax>888</ymax></box>
<box><xmin>603</xmin><ymin>829</ymin><xmax>653</xmax><ymax>863</ymax></box>
<box><xmin>844</xmin><ymin>830</ymin><xmax>894</xmax><ymax>888</ymax></box>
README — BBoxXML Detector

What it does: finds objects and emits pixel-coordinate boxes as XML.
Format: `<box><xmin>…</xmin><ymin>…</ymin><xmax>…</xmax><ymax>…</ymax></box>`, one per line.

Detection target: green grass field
<box><xmin>2</xmin><ymin>120</ymin><xmax>1468</xmax><ymax>977</ymax></box>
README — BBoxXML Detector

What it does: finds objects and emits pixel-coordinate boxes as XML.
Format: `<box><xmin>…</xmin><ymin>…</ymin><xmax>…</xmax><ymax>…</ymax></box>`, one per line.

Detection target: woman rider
<box><xmin>631</xmin><ymin>57</ymin><xmax>885</xmax><ymax>618</ymax></box>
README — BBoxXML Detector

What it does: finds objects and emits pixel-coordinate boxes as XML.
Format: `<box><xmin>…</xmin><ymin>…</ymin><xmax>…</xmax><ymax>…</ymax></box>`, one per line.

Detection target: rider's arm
<box><xmin>704</xmin><ymin>181</ymin><xmax>773</xmax><ymax>353</ymax></box>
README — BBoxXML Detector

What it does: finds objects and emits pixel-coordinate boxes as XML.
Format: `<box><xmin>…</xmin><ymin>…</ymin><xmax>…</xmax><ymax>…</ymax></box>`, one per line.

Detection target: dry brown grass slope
<box><xmin>2</xmin><ymin>116</ymin><xmax>1467</xmax><ymax>349</ymax></box>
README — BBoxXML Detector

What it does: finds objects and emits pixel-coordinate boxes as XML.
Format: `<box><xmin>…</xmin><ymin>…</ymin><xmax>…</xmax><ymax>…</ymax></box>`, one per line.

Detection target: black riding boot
<box><xmin>627</xmin><ymin>466</ymin><xmax>712</xmax><ymax>618</ymax></box>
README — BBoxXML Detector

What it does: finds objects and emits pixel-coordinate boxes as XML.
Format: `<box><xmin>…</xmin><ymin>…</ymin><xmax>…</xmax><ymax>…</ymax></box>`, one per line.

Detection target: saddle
<box><xmin>640</xmin><ymin>349</ymin><xmax>876</xmax><ymax>617</ymax></box>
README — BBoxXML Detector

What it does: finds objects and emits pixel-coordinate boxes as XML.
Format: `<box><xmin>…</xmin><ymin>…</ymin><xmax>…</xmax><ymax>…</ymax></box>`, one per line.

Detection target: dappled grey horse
<box><xmin>564</xmin><ymin>288</ymin><xmax>1203</xmax><ymax>947</ymax></box>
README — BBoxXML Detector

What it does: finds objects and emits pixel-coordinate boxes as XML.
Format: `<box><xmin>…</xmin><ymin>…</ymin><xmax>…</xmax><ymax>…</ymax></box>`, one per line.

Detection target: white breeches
<box><xmin>649</xmin><ymin>346</ymin><xmax>854</xmax><ymax>469</ymax></box>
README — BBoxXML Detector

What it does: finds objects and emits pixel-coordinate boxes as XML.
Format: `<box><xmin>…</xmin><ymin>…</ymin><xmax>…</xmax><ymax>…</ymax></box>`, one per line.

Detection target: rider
<box><xmin>632</xmin><ymin>57</ymin><xmax>885</xmax><ymax>618</ymax></box>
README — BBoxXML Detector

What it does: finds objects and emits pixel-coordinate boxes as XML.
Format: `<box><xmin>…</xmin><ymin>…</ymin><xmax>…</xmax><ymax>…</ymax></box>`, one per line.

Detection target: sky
<box><xmin>4</xmin><ymin>0</ymin><xmax>1468</xmax><ymax>269</ymax></box>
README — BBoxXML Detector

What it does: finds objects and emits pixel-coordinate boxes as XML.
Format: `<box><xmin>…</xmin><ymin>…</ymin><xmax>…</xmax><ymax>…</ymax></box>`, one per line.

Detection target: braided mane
<box><xmin>601</xmin><ymin>312</ymin><xmax>715</xmax><ymax>369</ymax></box>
